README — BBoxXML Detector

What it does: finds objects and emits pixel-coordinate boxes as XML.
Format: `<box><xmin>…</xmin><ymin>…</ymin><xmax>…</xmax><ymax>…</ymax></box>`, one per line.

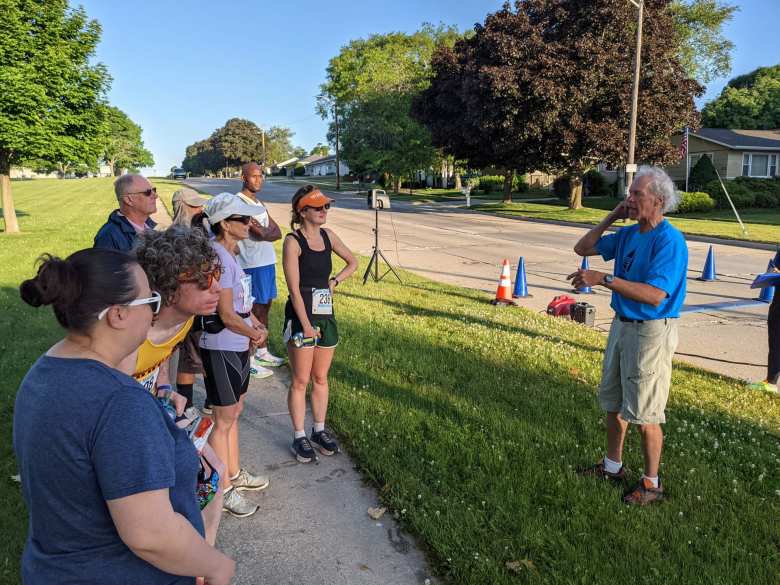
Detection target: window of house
<box><xmin>688</xmin><ymin>152</ymin><xmax>713</xmax><ymax>171</ymax></box>
<box><xmin>742</xmin><ymin>153</ymin><xmax>778</xmax><ymax>177</ymax></box>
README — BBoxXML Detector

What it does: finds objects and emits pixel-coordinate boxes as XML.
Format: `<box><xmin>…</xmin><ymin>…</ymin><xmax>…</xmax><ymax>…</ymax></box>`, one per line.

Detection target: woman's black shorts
<box><xmin>200</xmin><ymin>349</ymin><xmax>250</xmax><ymax>407</ymax></box>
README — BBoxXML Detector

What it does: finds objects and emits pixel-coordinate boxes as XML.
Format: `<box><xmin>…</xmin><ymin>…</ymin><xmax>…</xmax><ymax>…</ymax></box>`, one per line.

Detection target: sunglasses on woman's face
<box><xmin>304</xmin><ymin>203</ymin><xmax>331</xmax><ymax>212</ymax></box>
<box><xmin>179</xmin><ymin>265</ymin><xmax>223</xmax><ymax>289</ymax></box>
<box><xmin>97</xmin><ymin>290</ymin><xmax>162</xmax><ymax>320</ymax></box>
<box><xmin>225</xmin><ymin>215</ymin><xmax>252</xmax><ymax>225</ymax></box>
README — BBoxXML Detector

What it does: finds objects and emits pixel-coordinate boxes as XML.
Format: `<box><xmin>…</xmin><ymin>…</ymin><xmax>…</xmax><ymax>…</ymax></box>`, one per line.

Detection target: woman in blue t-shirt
<box><xmin>13</xmin><ymin>248</ymin><xmax>234</xmax><ymax>585</ymax></box>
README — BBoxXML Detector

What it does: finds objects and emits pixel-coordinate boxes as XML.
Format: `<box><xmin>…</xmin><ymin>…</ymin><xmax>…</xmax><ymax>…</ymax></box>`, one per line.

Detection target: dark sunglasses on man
<box><xmin>126</xmin><ymin>187</ymin><xmax>158</xmax><ymax>197</ymax></box>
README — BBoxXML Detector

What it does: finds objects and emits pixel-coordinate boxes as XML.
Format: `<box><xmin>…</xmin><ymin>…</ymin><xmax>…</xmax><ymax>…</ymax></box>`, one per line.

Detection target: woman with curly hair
<box><xmin>131</xmin><ymin>226</ymin><xmax>238</xmax><ymax>542</ymax></box>
<box><xmin>283</xmin><ymin>185</ymin><xmax>357</xmax><ymax>463</ymax></box>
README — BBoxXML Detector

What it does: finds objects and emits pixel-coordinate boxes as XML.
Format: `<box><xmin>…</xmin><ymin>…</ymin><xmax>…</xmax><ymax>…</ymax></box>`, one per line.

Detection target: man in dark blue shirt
<box><xmin>569</xmin><ymin>166</ymin><xmax>688</xmax><ymax>506</ymax></box>
<box><xmin>94</xmin><ymin>174</ymin><xmax>158</xmax><ymax>251</ymax></box>
<box><xmin>749</xmin><ymin>247</ymin><xmax>780</xmax><ymax>394</ymax></box>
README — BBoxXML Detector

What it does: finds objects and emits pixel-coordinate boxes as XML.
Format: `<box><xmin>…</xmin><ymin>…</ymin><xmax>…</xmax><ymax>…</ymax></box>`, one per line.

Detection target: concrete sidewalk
<box><xmin>194</xmin><ymin>368</ymin><xmax>436</xmax><ymax>585</ymax></box>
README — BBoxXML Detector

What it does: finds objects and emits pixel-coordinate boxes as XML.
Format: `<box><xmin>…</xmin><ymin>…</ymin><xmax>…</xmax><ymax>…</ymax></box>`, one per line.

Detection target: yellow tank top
<box><xmin>133</xmin><ymin>316</ymin><xmax>195</xmax><ymax>392</ymax></box>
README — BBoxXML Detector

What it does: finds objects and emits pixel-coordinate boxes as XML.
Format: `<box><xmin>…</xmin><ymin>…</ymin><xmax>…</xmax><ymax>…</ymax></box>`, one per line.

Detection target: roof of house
<box><xmin>298</xmin><ymin>154</ymin><xmax>326</xmax><ymax>166</ymax></box>
<box><xmin>274</xmin><ymin>157</ymin><xmax>298</xmax><ymax>168</ymax></box>
<box><xmin>306</xmin><ymin>154</ymin><xmax>337</xmax><ymax>165</ymax></box>
<box><xmin>693</xmin><ymin>128</ymin><xmax>780</xmax><ymax>150</ymax></box>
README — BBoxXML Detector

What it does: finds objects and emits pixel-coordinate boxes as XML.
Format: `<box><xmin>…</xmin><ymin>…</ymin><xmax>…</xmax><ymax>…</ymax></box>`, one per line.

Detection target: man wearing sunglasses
<box><xmin>94</xmin><ymin>174</ymin><xmax>159</xmax><ymax>252</ymax></box>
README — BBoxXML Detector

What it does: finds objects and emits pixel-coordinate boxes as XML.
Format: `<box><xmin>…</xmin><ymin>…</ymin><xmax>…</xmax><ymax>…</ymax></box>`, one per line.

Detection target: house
<box><xmin>668</xmin><ymin>128</ymin><xmax>780</xmax><ymax>183</ymax></box>
<box><xmin>305</xmin><ymin>154</ymin><xmax>349</xmax><ymax>177</ymax></box>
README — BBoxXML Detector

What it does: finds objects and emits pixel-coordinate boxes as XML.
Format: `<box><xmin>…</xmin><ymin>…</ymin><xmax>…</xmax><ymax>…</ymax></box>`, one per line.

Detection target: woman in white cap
<box><xmin>283</xmin><ymin>185</ymin><xmax>357</xmax><ymax>463</ymax></box>
<box><xmin>192</xmin><ymin>193</ymin><xmax>269</xmax><ymax>518</ymax></box>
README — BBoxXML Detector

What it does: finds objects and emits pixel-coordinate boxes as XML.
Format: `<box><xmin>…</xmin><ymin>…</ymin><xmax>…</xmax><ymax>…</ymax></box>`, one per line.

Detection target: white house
<box><xmin>305</xmin><ymin>154</ymin><xmax>349</xmax><ymax>177</ymax></box>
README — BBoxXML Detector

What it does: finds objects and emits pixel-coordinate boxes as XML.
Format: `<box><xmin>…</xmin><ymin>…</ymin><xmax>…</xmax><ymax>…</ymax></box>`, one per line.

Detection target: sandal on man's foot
<box><xmin>623</xmin><ymin>478</ymin><xmax>665</xmax><ymax>506</ymax></box>
<box><xmin>577</xmin><ymin>459</ymin><xmax>627</xmax><ymax>484</ymax></box>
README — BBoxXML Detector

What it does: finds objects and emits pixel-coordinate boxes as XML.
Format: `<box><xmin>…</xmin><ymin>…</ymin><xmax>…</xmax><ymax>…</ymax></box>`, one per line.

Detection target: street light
<box><xmin>316</xmin><ymin>94</ymin><xmax>341</xmax><ymax>191</ymax></box>
<box><xmin>625</xmin><ymin>0</ymin><xmax>644</xmax><ymax>195</ymax></box>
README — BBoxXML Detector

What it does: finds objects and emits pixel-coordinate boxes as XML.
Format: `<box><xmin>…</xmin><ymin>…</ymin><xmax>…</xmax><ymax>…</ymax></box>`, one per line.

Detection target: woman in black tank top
<box><xmin>282</xmin><ymin>185</ymin><xmax>358</xmax><ymax>463</ymax></box>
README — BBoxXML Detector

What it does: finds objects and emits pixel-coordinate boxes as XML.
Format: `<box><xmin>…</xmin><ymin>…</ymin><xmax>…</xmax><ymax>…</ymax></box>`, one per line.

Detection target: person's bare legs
<box><xmin>606</xmin><ymin>411</ymin><xmax>629</xmax><ymax>463</ymax></box>
<box><xmin>638</xmin><ymin>423</ymin><xmax>663</xmax><ymax>478</ymax></box>
<box><xmin>208</xmin><ymin>403</ymin><xmax>240</xmax><ymax>490</ymax></box>
<box><xmin>287</xmin><ymin>346</ymin><xmax>314</xmax><ymax>431</ymax></box>
<box><xmin>310</xmin><ymin>347</ymin><xmax>335</xmax><ymax>426</ymax></box>
<box><xmin>226</xmin><ymin>395</ymin><xmax>246</xmax><ymax>479</ymax></box>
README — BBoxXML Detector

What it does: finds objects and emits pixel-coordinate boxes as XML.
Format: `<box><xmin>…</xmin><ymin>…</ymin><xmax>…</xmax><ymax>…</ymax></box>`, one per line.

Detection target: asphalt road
<box><xmin>188</xmin><ymin>177</ymin><xmax>774</xmax><ymax>383</ymax></box>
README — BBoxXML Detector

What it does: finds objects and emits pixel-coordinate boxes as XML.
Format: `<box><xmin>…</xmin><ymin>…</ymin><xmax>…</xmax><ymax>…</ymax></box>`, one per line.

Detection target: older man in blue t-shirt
<box><xmin>568</xmin><ymin>166</ymin><xmax>687</xmax><ymax>506</ymax></box>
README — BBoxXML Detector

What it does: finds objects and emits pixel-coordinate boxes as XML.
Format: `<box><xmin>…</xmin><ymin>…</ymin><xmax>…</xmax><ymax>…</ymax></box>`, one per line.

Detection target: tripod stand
<box><xmin>363</xmin><ymin>207</ymin><xmax>402</xmax><ymax>284</ymax></box>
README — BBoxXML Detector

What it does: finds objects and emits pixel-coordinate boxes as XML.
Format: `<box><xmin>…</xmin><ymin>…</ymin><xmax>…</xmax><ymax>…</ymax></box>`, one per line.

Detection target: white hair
<box><xmin>114</xmin><ymin>173</ymin><xmax>140</xmax><ymax>202</ymax></box>
<box><xmin>633</xmin><ymin>165</ymin><xmax>680</xmax><ymax>213</ymax></box>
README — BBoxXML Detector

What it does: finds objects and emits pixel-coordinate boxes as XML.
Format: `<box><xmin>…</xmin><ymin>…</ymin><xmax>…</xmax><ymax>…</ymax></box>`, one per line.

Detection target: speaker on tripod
<box><xmin>363</xmin><ymin>189</ymin><xmax>402</xmax><ymax>285</ymax></box>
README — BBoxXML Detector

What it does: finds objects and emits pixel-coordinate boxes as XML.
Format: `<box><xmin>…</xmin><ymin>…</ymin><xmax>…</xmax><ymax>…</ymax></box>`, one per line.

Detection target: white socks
<box><xmin>313</xmin><ymin>422</ymin><xmax>325</xmax><ymax>433</ymax></box>
<box><xmin>294</xmin><ymin>430</ymin><xmax>306</xmax><ymax>439</ymax></box>
<box><xmin>603</xmin><ymin>456</ymin><xmax>622</xmax><ymax>474</ymax></box>
<box><xmin>642</xmin><ymin>475</ymin><xmax>659</xmax><ymax>488</ymax></box>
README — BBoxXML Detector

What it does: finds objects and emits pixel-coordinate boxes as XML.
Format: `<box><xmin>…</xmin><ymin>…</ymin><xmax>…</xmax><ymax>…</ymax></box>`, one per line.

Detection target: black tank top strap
<box><xmin>320</xmin><ymin>228</ymin><xmax>332</xmax><ymax>253</ymax></box>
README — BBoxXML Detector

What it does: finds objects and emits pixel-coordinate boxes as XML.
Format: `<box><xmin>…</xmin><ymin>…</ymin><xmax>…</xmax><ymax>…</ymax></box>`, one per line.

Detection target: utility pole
<box><xmin>625</xmin><ymin>0</ymin><xmax>644</xmax><ymax>195</ymax></box>
<box><xmin>261</xmin><ymin>129</ymin><xmax>266</xmax><ymax>166</ymax></box>
<box><xmin>334</xmin><ymin>103</ymin><xmax>341</xmax><ymax>191</ymax></box>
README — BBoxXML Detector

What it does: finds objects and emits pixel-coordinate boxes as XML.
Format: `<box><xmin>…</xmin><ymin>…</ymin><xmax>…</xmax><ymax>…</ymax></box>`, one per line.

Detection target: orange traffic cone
<box><xmin>491</xmin><ymin>259</ymin><xmax>516</xmax><ymax>305</ymax></box>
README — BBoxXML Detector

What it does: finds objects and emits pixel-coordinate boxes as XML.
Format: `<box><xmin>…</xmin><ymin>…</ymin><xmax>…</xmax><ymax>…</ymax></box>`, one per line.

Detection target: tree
<box><xmin>670</xmin><ymin>0</ymin><xmax>738</xmax><ymax>85</ymax></box>
<box><xmin>688</xmin><ymin>155</ymin><xmax>718</xmax><ymax>190</ymax></box>
<box><xmin>414</xmin><ymin>0</ymin><xmax>702</xmax><ymax>207</ymax></box>
<box><xmin>310</xmin><ymin>143</ymin><xmax>329</xmax><ymax>156</ymax></box>
<box><xmin>318</xmin><ymin>24</ymin><xmax>462</xmax><ymax>190</ymax></box>
<box><xmin>0</xmin><ymin>0</ymin><xmax>110</xmax><ymax>233</ymax></box>
<box><xmin>212</xmin><ymin>118</ymin><xmax>264</xmax><ymax>168</ymax></box>
<box><xmin>700</xmin><ymin>65</ymin><xmax>780</xmax><ymax>129</ymax></box>
<box><xmin>98</xmin><ymin>106</ymin><xmax>154</xmax><ymax>175</ymax></box>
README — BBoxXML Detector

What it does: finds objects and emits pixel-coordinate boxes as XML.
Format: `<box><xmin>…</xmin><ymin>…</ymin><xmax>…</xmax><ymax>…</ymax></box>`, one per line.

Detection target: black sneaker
<box><xmin>291</xmin><ymin>436</ymin><xmax>318</xmax><ymax>463</ymax></box>
<box><xmin>311</xmin><ymin>428</ymin><xmax>340</xmax><ymax>456</ymax></box>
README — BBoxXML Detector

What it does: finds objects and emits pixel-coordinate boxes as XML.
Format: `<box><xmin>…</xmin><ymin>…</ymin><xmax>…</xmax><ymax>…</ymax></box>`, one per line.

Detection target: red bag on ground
<box><xmin>547</xmin><ymin>295</ymin><xmax>576</xmax><ymax>318</ymax></box>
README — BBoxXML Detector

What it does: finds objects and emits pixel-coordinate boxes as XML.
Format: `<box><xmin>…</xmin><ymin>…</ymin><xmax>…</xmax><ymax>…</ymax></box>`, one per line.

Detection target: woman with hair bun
<box><xmin>13</xmin><ymin>249</ymin><xmax>234</xmax><ymax>585</ymax></box>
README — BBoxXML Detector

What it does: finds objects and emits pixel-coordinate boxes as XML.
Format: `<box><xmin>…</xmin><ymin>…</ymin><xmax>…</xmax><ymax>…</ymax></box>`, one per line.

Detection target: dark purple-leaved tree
<box><xmin>413</xmin><ymin>0</ymin><xmax>703</xmax><ymax>207</ymax></box>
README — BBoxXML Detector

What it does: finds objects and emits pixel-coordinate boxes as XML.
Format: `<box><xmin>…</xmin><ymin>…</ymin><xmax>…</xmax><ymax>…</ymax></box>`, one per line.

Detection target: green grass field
<box><xmin>474</xmin><ymin>197</ymin><xmax>780</xmax><ymax>244</ymax></box>
<box><xmin>2</xmin><ymin>179</ymin><xmax>779</xmax><ymax>584</ymax></box>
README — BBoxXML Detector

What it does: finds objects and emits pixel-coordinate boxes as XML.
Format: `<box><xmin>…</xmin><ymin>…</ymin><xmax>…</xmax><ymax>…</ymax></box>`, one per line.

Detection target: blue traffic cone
<box><xmin>699</xmin><ymin>245</ymin><xmax>717</xmax><ymax>281</ymax></box>
<box><xmin>757</xmin><ymin>261</ymin><xmax>775</xmax><ymax>303</ymax></box>
<box><xmin>512</xmin><ymin>257</ymin><xmax>530</xmax><ymax>298</ymax></box>
<box><xmin>574</xmin><ymin>256</ymin><xmax>594</xmax><ymax>294</ymax></box>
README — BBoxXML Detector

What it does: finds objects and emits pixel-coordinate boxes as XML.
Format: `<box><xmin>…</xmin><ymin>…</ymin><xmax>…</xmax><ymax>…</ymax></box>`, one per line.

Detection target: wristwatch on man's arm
<box><xmin>601</xmin><ymin>274</ymin><xmax>614</xmax><ymax>287</ymax></box>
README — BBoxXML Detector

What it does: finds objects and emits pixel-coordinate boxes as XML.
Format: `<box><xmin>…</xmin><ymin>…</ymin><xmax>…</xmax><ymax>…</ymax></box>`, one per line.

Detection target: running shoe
<box><xmin>310</xmin><ymin>428</ymin><xmax>340</xmax><ymax>456</ymax></box>
<box><xmin>250</xmin><ymin>363</ymin><xmax>274</xmax><ymax>379</ymax></box>
<box><xmin>291</xmin><ymin>436</ymin><xmax>318</xmax><ymax>463</ymax></box>
<box><xmin>201</xmin><ymin>403</ymin><xmax>213</xmax><ymax>416</ymax></box>
<box><xmin>231</xmin><ymin>468</ymin><xmax>270</xmax><ymax>492</ymax></box>
<box><xmin>222</xmin><ymin>488</ymin><xmax>259</xmax><ymax>517</ymax></box>
<box><xmin>746</xmin><ymin>380</ymin><xmax>778</xmax><ymax>395</ymax></box>
<box><xmin>255</xmin><ymin>349</ymin><xmax>286</xmax><ymax>367</ymax></box>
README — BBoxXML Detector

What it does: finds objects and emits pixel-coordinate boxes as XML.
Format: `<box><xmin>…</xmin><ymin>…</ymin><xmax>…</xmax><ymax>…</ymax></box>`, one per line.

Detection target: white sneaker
<box><xmin>222</xmin><ymin>488</ymin><xmax>259</xmax><ymax>518</ymax></box>
<box><xmin>249</xmin><ymin>362</ymin><xmax>273</xmax><ymax>379</ymax></box>
<box><xmin>254</xmin><ymin>349</ymin><xmax>286</xmax><ymax>367</ymax></box>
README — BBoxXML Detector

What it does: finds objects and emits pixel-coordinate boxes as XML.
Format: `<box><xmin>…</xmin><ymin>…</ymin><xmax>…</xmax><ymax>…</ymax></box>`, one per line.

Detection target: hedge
<box><xmin>672</xmin><ymin>191</ymin><xmax>715</xmax><ymax>214</ymax></box>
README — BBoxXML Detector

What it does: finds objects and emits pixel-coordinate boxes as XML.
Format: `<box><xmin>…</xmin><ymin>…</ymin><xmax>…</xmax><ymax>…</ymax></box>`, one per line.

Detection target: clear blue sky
<box><xmin>73</xmin><ymin>0</ymin><xmax>778</xmax><ymax>175</ymax></box>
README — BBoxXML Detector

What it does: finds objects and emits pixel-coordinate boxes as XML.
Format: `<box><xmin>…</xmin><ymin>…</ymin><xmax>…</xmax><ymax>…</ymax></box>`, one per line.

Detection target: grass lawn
<box><xmin>2</xmin><ymin>180</ymin><xmax>780</xmax><ymax>584</ymax></box>
<box><xmin>474</xmin><ymin>197</ymin><xmax>780</xmax><ymax>244</ymax></box>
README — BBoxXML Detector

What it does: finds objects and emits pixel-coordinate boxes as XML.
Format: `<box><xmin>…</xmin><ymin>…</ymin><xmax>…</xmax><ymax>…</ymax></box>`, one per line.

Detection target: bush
<box><xmin>672</xmin><ymin>191</ymin><xmax>715</xmax><ymax>214</ymax></box>
<box><xmin>293</xmin><ymin>165</ymin><xmax>305</xmax><ymax>176</ymax></box>
<box><xmin>552</xmin><ymin>176</ymin><xmax>571</xmax><ymax>200</ymax></box>
<box><xmin>688</xmin><ymin>156</ymin><xmax>718</xmax><ymax>190</ymax></box>
<box><xmin>754</xmin><ymin>191</ymin><xmax>780</xmax><ymax>208</ymax></box>
<box><xmin>479</xmin><ymin>174</ymin><xmax>526</xmax><ymax>194</ymax></box>
<box><xmin>703</xmin><ymin>179</ymin><xmax>755</xmax><ymax>209</ymax></box>
<box><xmin>734</xmin><ymin>177</ymin><xmax>780</xmax><ymax>206</ymax></box>
<box><xmin>584</xmin><ymin>170</ymin><xmax>611</xmax><ymax>197</ymax></box>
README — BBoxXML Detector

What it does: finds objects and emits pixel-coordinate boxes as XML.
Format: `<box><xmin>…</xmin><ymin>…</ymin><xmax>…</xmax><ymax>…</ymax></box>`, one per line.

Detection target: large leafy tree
<box><xmin>701</xmin><ymin>65</ymin><xmax>780</xmax><ymax>129</ymax></box>
<box><xmin>182</xmin><ymin>121</ymin><xmax>300</xmax><ymax>175</ymax></box>
<box><xmin>670</xmin><ymin>0</ymin><xmax>738</xmax><ymax>85</ymax></box>
<box><xmin>414</xmin><ymin>0</ymin><xmax>702</xmax><ymax>208</ymax></box>
<box><xmin>99</xmin><ymin>106</ymin><xmax>154</xmax><ymax>175</ymax></box>
<box><xmin>0</xmin><ymin>0</ymin><xmax>110</xmax><ymax>233</ymax></box>
<box><xmin>318</xmin><ymin>24</ymin><xmax>461</xmax><ymax>190</ymax></box>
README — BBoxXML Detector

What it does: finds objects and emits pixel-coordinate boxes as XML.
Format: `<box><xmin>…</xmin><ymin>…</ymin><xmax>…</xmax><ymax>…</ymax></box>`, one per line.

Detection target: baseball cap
<box><xmin>296</xmin><ymin>189</ymin><xmax>335</xmax><ymax>211</ymax></box>
<box><xmin>172</xmin><ymin>188</ymin><xmax>209</xmax><ymax>207</ymax></box>
<box><xmin>204</xmin><ymin>192</ymin><xmax>265</xmax><ymax>224</ymax></box>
